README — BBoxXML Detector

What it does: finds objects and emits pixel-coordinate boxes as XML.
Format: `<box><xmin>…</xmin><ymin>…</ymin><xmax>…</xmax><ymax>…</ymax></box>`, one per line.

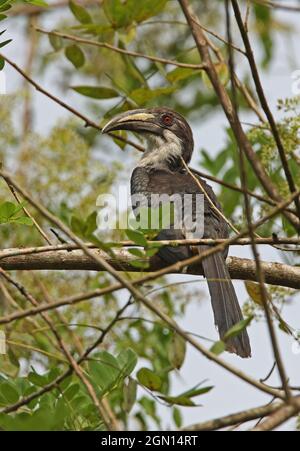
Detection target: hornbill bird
<box><xmin>103</xmin><ymin>107</ymin><xmax>251</xmax><ymax>358</ymax></box>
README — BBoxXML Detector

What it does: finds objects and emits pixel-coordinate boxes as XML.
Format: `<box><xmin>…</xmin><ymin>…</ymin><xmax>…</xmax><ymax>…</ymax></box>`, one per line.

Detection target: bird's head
<box><xmin>102</xmin><ymin>107</ymin><xmax>194</xmax><ymax>169</ymax></box>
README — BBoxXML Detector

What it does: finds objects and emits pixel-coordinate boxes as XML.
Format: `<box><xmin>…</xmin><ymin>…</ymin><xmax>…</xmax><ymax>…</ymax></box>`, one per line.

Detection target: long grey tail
<box><xmin>202</xmin><ymin>251</ymin><xmax>251</xmax><ymax>358</ymax></box>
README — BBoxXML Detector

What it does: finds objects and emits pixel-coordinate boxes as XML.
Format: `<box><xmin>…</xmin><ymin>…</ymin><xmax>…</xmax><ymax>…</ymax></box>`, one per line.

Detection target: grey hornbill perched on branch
<box><xmin>103</xmin><ymin>107</ymin><xmax>251</xmax><ymax>358</ymax></box>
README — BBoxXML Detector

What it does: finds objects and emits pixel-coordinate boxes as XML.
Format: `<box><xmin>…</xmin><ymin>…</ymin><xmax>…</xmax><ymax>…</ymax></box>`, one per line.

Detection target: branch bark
<box><xmin>0</xmin><ymin>249</ymin><xmax>299</xmax><ymax>289</ymax></box>
<box><xmin>252</xmin><ymin>396</ymin><xmax>300</xmax><ymax>431</ymax></box>
<box><xmin>182</xmin><ymin>401</ymin><xmax>281</xmax><ymax>431</ymax></box>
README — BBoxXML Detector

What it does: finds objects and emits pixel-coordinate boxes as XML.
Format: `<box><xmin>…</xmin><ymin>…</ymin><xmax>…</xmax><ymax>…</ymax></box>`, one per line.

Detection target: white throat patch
<box><xmin>138</xmin><ymin>130</ymin><xmax>183</xmax><ymax>168</ymax></box>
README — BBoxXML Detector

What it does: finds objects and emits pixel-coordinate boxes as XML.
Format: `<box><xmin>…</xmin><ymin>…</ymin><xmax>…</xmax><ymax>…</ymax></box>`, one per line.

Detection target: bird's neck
<box><xmin>137</xmin><ymin>132</ymin><xmax>183</xmax><ymax>171</ymax></box>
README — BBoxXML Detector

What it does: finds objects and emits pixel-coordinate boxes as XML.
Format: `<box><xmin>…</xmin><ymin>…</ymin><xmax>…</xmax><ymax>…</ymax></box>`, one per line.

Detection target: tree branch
<box><xmin>36</xmin><ymin>28</ymin><xmax>207</xmax><ymax>71</ymax></box>
<box><xmin>182</xmin><ymin>401</ymin><xmax>281</xmax><ymax>431</ymax></box>
<box><xmin>252</xmin><ymin>396</ymin><xmax>300</xmax><ymax>431</ymax></box>
<box><xmin>0</xmin><ymin>249</ymin><xmax>299</xmax><ymax>289</ymax></box>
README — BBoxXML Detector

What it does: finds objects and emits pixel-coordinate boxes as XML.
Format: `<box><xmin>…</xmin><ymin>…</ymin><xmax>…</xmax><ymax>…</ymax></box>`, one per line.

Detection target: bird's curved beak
<box><xmin>102</xmin><ymin>109</ymin><xmax>162</xmax><ymax>135</ymax></box>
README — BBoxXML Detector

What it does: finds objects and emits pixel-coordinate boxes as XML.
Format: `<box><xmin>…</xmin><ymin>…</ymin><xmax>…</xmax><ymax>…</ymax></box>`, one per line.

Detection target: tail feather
<box><xmin>202</xmin><ymin>251</ymin><xmax>251</xmax><ymax>358</ymax></box>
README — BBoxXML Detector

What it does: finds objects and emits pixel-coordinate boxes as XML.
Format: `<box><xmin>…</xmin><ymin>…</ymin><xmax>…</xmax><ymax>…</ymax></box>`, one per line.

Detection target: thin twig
<box><xmin>36</xmin><ymin>28</ymin><xmax>207</xmax><ymax>70</ymax></box>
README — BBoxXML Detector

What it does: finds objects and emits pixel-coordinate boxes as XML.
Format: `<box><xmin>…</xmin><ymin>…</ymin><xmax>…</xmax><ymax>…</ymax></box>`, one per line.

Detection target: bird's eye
<box><xmin>161</xmin><ymin>114</ymin><xmax>174</xmax><ymax>126</ymax></box>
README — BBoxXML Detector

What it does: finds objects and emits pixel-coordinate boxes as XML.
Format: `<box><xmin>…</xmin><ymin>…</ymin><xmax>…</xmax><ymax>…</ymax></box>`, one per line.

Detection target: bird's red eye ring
<box><xmin>161</xmin><ymin>114</ymin><xmax>174</xmax><ymax>126</ymax></box>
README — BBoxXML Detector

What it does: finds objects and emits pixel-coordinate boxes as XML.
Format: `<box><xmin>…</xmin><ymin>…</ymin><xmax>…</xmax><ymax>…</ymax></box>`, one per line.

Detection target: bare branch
<box><xmin>36</xmin><ymin>28</ymin><xmax>207</xmax><ymax>70</ymax></box>
<box><xmin>0</xmin><ymin>250</ymin><xmax>299</xmax><ymax>288</ymax></box>
<box><xmin>252</xmin><ymin>396</ymin><xmax>300</xmax><ymax>431</ymax></box>
<box><xmin>182</xmin><ymin>401</ymin><xmax>281</xmax><ymax>431</ymax></box>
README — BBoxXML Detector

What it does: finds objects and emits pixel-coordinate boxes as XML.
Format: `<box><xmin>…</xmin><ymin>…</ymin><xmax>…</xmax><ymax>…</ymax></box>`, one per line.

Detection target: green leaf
<box><xmin>133</xmin><ymin>0</ymin><xmax>169</xmax><ymax>23</ymax></box>
<box><xmin>70</xmin><ymin>215</ymin><xmax>85</xmax><ymax>236</ymax></box>
<box><xmin>173</xmin><ymin>407</ymin><xmax>182</xmax><ymax>428</ymax></box>
<box><xmin>27</xmin><ymin>0</ymin><xmax>49</xmax><ymax>6</ymax></box>
<box><xmin>0</xmin><ymin>382</ymin><xmax>19</xmax><ymax>404</ymax></box>
<box><xmin>89</xmin><ymin>351</ymin><xmax>120</xmax><ymax>393</ymax></box>
<box><xmin>48</xmin><ymin>33</ymin><xmax>63</xmax><ymax>51</ymax></box>
<box><xmin>0</xmin><ymin>38</ymin><xmax>11</xmax><ymax>48</ymax></box>
<box><xmin>65</xmin><ymin>44</ymin><xmax>85</xmax><ymax>68</ymax></box>
<box><xmin>64</xmin><ymin>383</ymin><xmax>80</xmax><ymax>401</ymax></box>
<box><xmin>167</xmin><ymin>67</ymin><xmax>200</xmax><ymax>83</ymax></box>
<box><xmin>11</xmin><ymin>216</ymin><xmax>33</xmax><ymax>226</ymax></box>
<box><xmin>0</xmin><ymin>202</ymin><xmax>32</xmax><ymax>225</ymax></box>
<box><xmin>210</xmin><ymin>340</ymin><xmax>226</xmax><ymax>356</ymax></box>
<box><xmin>180</xmin><ymin>384</ymin><xmax>214</xmax><ymax>398</ymax></box>
<box><xmin>117</xmin><ymin>348</ymin><xmax>138</xmax><ymax>376</ymax></box>
<box><xmin>69</xmin><ymin>0</ymin><xmax>92</xmax><ymax>24</ymax></box>
<box><xmin>28</xmin><ymin>371</ymin><xmax>49</xmax><ymax>387</ymax></box>
<box><xmin>125</xmin><ymin>229</ymin><xmax>148</xmax><ymax>247</ymax></box>
<box><xmin>123</xmin><ymin>379</ymin><xmax>137</xmax><ymax>413</ymax></box>
<box><xmin>167</xmin><ymin>332</ymin><xmax>186</xmax><ymax>370</ymax></box>
<box><xmin>145</xmin><ymin>247</ymin><xmax>159</xmax><ymax>257</ymax></box>
<box><xmin>137</xmin><ymin>368</ymin><xmax>162</xmax><ymax>392</ymax></box>
<box><xmin>159</xmin><ymin>384</ymin><xmax>213</xmax><ymax>407</ymax></box>
<box><xmin>103</xmin><ymin>0</ymin><xmax>168</xmax><ymax>28</ymax></box>
<box><xmin>129</xmin><ymin>87</ymin><xmax>175</xmax><ymax>106</ymax></box>
<box><xmin>72</xmin><ymin>85</ymin><xmax>119</xmax><ymax>99</ymax></box>
<box><xmin>129</xmin><ymin>259</ymin><xmax>149</xmax><ymax>269</ymax></box>
<box><xmin>128</xmin><ymin>248</ymin><xmax>145</xmax><ymax>257</ymax></box>
<box><xmin>0</xmin><ymin>4</ymin><xmax>11</xmax><ymax>13</ymax></box>
<box><xmin>0</xmin><ymin>201</ymin><xmax>17</xmax><ymax>220</ymax></box>
<box><xmin>85</xmin><ymin>211</ymin><xmax>97</xmax><ymax>237</ymax></box>
<box><xmin>7</xmin><ymin>349</ymin><xmax>20</xmax><ymax>369</ymax></box>
<box><xmin>158</xmin><ymin>394</ymin><xmax>195</xmax><ymax>407</ymax></box>
<box><xmin>223</xmin><ymin>316</ymin><xmax>253</xmax><ymax>342</ymax></box>
<box><xmin>89</xmin><ymin>349</ymin><xmax>136</xmax><ymax>396</ymax></box>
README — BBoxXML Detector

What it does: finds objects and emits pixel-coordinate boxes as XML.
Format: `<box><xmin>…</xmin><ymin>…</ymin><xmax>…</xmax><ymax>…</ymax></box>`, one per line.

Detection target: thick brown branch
<box><xmin>0</xmin><ymin>250</ymin><xmax>299</xmax><ymax>289</ymax></box>
<box><xmin>252</xmin><ymin>396</ymin><xmax>300</xmax><ymax>431</ymax></box>
<box><xmin>182</xmin><ymin>402</ymin><xmax>281</xmax><ymax>431</ymax></box>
